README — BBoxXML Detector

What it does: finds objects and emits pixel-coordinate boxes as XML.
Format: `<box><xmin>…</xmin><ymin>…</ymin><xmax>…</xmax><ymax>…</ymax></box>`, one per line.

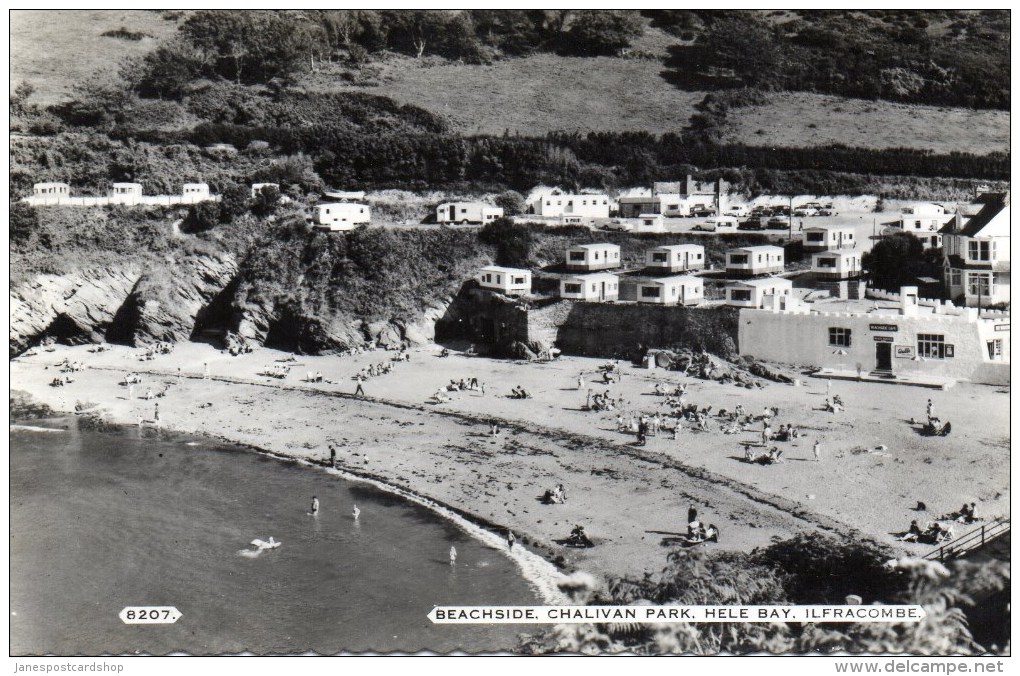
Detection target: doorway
<box><xmin>875</xmin><ymin>342</ymin><xmax>892</xmax><ymax>371</ymax></box>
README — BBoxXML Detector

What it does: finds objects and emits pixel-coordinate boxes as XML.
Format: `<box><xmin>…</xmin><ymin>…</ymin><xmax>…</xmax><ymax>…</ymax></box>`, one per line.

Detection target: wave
<box><xmin>10</xmin><ymin>424</ymin><xmax>65</xmax><ymax>433</ymax></box>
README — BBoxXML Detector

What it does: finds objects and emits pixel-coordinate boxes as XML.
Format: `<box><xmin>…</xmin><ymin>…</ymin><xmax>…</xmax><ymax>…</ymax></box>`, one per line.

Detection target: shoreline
<box><xmin>11</xmin><ymin>401</ymin><xmax>571</xmax><ymax>606</ymax></box>
<box><xmin>11</xmin><ymin>342</ymin><xmax>1009</xmax><ymax>589</ymax></box>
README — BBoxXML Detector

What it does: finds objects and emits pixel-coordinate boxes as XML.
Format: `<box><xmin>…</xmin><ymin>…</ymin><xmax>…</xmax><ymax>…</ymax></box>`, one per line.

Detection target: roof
<box><xmin>437</xmin><ymin>201</ymin><xmax>494</xmax><ymax>208</ymax></box>
<box><xmin>481</xmin><ymin>265</ymin><xmax>530</xmax><ymax>275</ymax></box>
<box><xmin>34</xmin><ymin>181</ymin><xmax>68</xmax><ymax>187</ymax></box>
<box><xmin>811</xmin><ymin>249</ymin><xmax>860</xmax><ymax>259</ymax></box>
<box><xmin>563</xmin><ymin>272</ymin><xmax>619</xmax><ymax>281</ymax></box>
<box><xmin>803</xmin><ymin>223</ymin><xmax>855</xmax><ymax>231</ymax></box>
<box><xmin>317</xmin><ymin>202</ymin><xmax>367</xmax><ymax>209</ymax></box>
<box><xmin>957</xmin><ymin>200</ymin><xmax>1009</xmax><ymax>238</ymax></box>
<box><xmin>728</xmin><ymin>277</ymin><xmax>794</xmax><ymax>288</ymax></box>
<box><xmin>647</xmin><ymin>275</ymin><xmax>703</xmax><ymax>285</ymax></box>
<box><xmin>729</xmin><ymin>245</ymin><xmax>784</xmax><ymax>253</ymax></box>
<box><xmin>618</xmin><ymin>195</ymin><xmax>658</xmax><ymax>203</ymax></box>
<box><xmin>112</xmin><ymin>182</ymin><xmax>142</xmax><ymax>187</ymax></box>
<box><xmin>570</xmin><ymin>242</ymin><xmax>620</xmax><ymax>250</ymax></box>
<box><xmin>649</xmin><ymin>244</ymin><xmax>703</xmax><ymax>252</ymax></box>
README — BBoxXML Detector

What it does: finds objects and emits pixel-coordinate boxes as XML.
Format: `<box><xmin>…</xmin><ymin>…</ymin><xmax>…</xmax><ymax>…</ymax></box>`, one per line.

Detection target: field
<box><xmin>10</xmin><ymin>11</ymin><xmax>1009</xmax><ymax>156</ymax></box>
<box><xmin>10</xmin><ymin>9</ymin><xmax>182</xmax><ymax>106</ymax></box>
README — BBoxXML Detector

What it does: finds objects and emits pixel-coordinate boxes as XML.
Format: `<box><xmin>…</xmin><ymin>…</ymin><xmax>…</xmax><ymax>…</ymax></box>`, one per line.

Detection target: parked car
<box><xmin>766</xmin><ymin>217</ymin><xmax>789</xmax><ymax>228</ymax></box>
<box><xmin>691</xmin><ymin>208</ymin><xmax>715</xmax><ymax>218</ymax></box>
<box><xmin>694</xmin><ymin>217</ymin><xmax>739</xmax><ymax>232</ymax></box>
<box><xmin>793</xmin><ymin>208</ymin><xmax>818</xmax><ymax>217</ymax></box>
<box><xmin>603</xmin><ymin>220</ymin><xmax>634</xmax><ymax>232</ymax></box>
<box><xmin>817</xmin><ymin>209</ymin><xmax>836</xmax><ymax>216</ymax></box>
<box><xmin>738</xmin><ymin>218</ymin><xmax>766</xmax><ymax>231</ymax></box>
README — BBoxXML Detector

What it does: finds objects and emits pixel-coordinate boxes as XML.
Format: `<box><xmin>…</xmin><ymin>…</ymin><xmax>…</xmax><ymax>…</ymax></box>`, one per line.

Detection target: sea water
<box><xmin>10</xmin><ymin>419</ymin><xmax>542</xmax><ymax>655</ymax></box>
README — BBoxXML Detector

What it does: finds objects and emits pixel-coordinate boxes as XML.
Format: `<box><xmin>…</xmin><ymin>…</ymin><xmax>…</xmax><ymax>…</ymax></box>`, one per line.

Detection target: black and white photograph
<box><xmin>8</xmin><ymin>8</ymin><xmax>1011</xmax><ymax>661</ymax></box>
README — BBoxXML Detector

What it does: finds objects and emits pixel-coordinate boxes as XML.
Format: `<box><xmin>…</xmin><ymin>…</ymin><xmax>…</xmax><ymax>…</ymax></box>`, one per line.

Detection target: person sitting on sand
<box><xmin>440</xmin><ymin>348</ymin><xmax>450</xmax><ymax>358</ymax></box>
<box><xmin>899</xmin><ymin>520</ymin><xmax>923</xmax><ymax>542</ymax></box>
<box><xmin>432</xmin><ymin>389</ymin><xmax>449</xmax><ymax>403</ymax></box>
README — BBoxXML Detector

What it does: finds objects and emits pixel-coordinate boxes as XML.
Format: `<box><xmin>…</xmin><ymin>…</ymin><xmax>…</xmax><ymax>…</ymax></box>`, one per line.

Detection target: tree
<box><xmin>557</xmin><ymin>10</ymin><xmax>643</xmax><ymax>56</ymax></box>
<box><xmin>479</xmin><ymin>217</ymin><xmax>532</xmax><ymax>267</ymax></box>
<box><xmin>493</xmin><ymin>190</ymin><xmax>527</xmax><ymax>216</ymax></box>
<box><xmin>251</xmin><ymin>184</ymin><xmax>281</xmax><ymax>217</ymax></box>
<box><xmin>135</xmin><ymin>38</ymin><xmax>205</xmax><ymax>99</ymax></box>
<box><xmin>218</xmin><ymin>183</ymin><xmax>251</xmax><ymax>223</ymax></box>
<box><xmin>862</xmin><ymin>232</ymin><xmax>930</xmax><ymax>292</ymax></box>
<box><xmin>10</xmin><ymin>202</ymin><xmax>39</xmax><ymax>245</ymax></box>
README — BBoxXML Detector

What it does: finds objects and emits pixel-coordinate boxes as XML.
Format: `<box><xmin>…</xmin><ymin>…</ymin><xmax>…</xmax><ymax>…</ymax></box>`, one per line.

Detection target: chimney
<box><xmin>899</xmin><ymin>286</ymin><xmax>919</xmax><ymax>317</ymax></box>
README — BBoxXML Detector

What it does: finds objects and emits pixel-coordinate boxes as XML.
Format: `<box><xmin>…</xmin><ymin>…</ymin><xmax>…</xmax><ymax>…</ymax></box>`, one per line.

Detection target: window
<box><xmin>968</xmin><ymin>240</ymin><xmax>993</xmax><ymax>261</ymax></box>
<box><xmin>696</xmin><ymin>253</ymin><xmax>703</xmax><ymax>260</ymax></box>
<box><xmin>483</xmin><ymin>274</ymin><xmax>491</xmax><ymax>283</ymax></box>
<box><xmin>671</xmin><ymin>286</ymin><xmax>678</xmax><ymax>296</ymax></box>
<box><xmin>730</xmin><ymin>254</ymin><xmax>749</xmax><ymax>265</ymax></box>
<box><xmin>513</xmin><ymin>276</ymin><xmax>526</xmax><ymax>285</ymax></box>
<box><xmin>730</xmin><ymin>289</ymin><xmax>752</xmax><ymax>301</ymax></box>
<box><xmin>496</xmin><ymin>275</ymin><xmax>502</xmax><ymax>284</ymax></box>
<box><xmin>569</xmin><ymin>251</ymin><xmax>585</xmax><ymax>261</ymax></box>
<box><xmin>987</xmin><ymin>339</ymin><xmax>1003</xmax><ymax>360</ymax></box>
<box><xmin>968</xmin><ymin>273</ymin><xmax>992</xmax><ymax>297</ymax></box>
<box><xmin>818</xmin><ymin>257</ymin><xmax>837</xmax><ymax>268</ymax></box>
<box><xmin>564</xmin><ymin>283</ymin><xmax>582</xmax><ymax>294</ymax></box>
<box><xmin>806</xmin><ymin>232</ymin><xmax>824</xmax><ymax>242</ymax></box>
<box><xmin>949</xmin><ymin>270</ymin><xmax>962</xmax><ymax>287</ymax></box>
<box><xmin>641</xmin><ymin>286</ymin><xmax>661</xmax><ymax>298</ymax></box>
<box><xmin>757</xmin><ymin>255</ymin><xmax>763</xmax><ymax>262</ymax></box>
<box><xmin>594</xmin><ymin>252</ymin><xmax>600</xmax><ymax>260</ymax></box>
<box><xmin>652</xmin><ymin>252</ymin><xmax>668</xmax><ymax>263</ymax></box>
<box><xmin>828</xmin><ymin>327</ymin><xmax>852</xmax><ymax>347</ymax></box>
<box><xmin>461</xmin><ymin>208</ymin><xmax>467</xmax><ymax>213</ymax></box>
<box><xmin>917</xmin><ymin>334</ymin><xmax>947</xmax><ymax>359</ymax></box>
<box><xmin>915</xmin><ymin>220</ymin><xmax>922</xmax><ymax>229</ymax></box>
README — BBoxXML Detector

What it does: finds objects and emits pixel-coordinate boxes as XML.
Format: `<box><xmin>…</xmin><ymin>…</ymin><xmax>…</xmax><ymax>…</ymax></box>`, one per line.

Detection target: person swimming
<box><xmin>352</xmin><ymin>504</ymin><xmax>361</xmax><ymax>520</ymax></box>
<box><xmin>449</xmin><ymin>546</ymin><xmax>457</xmax><ymax>565</ymax></box>
<box><xmin>310</xmin><ymin>496</ymin><xmax>320</xmax><ymax>515</ymax></box>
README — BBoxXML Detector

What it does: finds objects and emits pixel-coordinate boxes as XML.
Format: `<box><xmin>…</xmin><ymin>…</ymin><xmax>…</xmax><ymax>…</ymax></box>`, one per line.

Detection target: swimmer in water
<box><xmin>310</xmin><ymin>496</ymin><xmax>320</xmax><ymax>515</ymax></box>
<box><xmin>450</xmin><ymin>546</ymin><xmax>457</xmax><ymax>565</ymax></box>
<box><xmin>352</xmin><ymin>504</ymin><xmax>361</xmax><ymax>520</ymax></box>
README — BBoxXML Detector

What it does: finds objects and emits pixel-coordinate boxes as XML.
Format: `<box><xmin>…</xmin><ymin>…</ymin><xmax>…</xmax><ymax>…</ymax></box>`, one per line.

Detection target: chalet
<box><xmin>942</xmin><ymin>192</ymin><xmax>1010</xmax><ymax>307</ymax></box>
<box><xmin>110</xmin><ymin>183</ymin><xmax>143</xmax><ymax>204</ymax></box>
<box><xmin>725</xmin><ymin>245</ymin><xmax>785</xmax><ymax>276</ymax></box>
<box><xmin>725</xmin><ymin>277</ymin><xmax>793</xmax><ymax>308</ymax></box>
<box><xmin>311</xmin><ymin>202</ymin><xmax>371</xmax><ymax>231</ymax></box>
<box><xmin>324</xmin><ymin>190</ymin><xmax>367</xmax><ymax>201</ymax></box>
<box><xmin>565</xmin><ymin>243</ymin><xmax>621</xmax><ymax>272</ymax></box>
<box><xmin>30</xmin><ymin>182</ymin><xmax>70</xmax><ymax>204</ymax></box>
<box><xmin>635</xmin><ymin>213</ymin><xmax>666</xmax><ymax>233</ymax></box>
<box><xmin>635</xmin><ymin>276</ymin><xmax>703</xmax><ymax>306</ymax></box>
<box><xmin>811</xmin><ymin>250</ymin><xmax>863</xmax><ymax>280</ymax></box>
<box><xmin>533</xmin><ymin>192</ymin><xmax>610</xmax><ymax>219</ymax></box>
<box><xmin>436</xmin><ymin>202</ymin><xmax>503</xmax><ymax>225</ymax></box>
<box><xmin>803</xmin><ymin>224</ymin><xmax>856</xmax><ymax>252</ymax></box>
<box><xmin>644</xmin><ymin>244</ymin><xmax>705</xmax><ymax>273</ymax></box>
<box><xmin>182</xmin><ymin>183</ymin><xmax>210</xmax><ymax>201</ymax></box>
<box><xmin>477</xmin><ymin>266</ymin><xmax>531</xmax><ymax>296</ymax></box>
<box><xmin>559</xmin><ymin>272</ymin><xmax>619</xmax><ymax>302</ymax></box>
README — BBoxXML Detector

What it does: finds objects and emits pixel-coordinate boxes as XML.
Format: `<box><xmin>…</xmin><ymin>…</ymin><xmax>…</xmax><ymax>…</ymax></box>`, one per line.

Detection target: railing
<box><xmin>924</xmin><ymin>517</ymin><xmax>1010</xmax><ymax>562</ymax></box>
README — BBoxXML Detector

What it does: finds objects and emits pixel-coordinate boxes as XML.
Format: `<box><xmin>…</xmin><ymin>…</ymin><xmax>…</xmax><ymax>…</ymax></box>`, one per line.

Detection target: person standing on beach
<box><xmin>203</xmin><ymin>362</ymin><xmax>210</xmax><ymax>379</ymax></box>
<box><xmin>577</xmin><ymin>373</ymin><xmax>585</xmax><ymax>390</ymax></box>
<box><xmin>355</xmin><ymin>380</ymin><xmax>365</xmax><ymax>397</ymax></box>
<box><xmin>329</xmin><ymin>446</ymin><xmax>337</xmax><ymax>468</ymax></box>
<box><xmin>449</xmin><ymin>546</ymin><xmax>457</xmax><ymax>565</ymax></box>
<box><xmin>153</xmin><ymin>403</ymin><xmax>160</xmax><ymax>422</ymax></box>
<box><xmin>310</xmin><ymin>496</ymin><xmax>320</xmax><ymax>515</ymax></box>
<box><xmin>687</xmin><ymin>504</ymin><xmax>697</xmax><ymax>526</ymax></box>
<box><xmin>926</xmin><ymin>399</ymin><xmax>935</xmax><ymax>420</ymax></box>
<box><xmin>813</xmin><ymin>439</ymin><xmax>821</xmax><ymax>462</ymax></box>
<box><xmin>506</xmin><ymin>530</ymin><xmax>516</xmax><ymax>551</ymax></box>
<box><xmin>177</xmin><ymin>367</ymin><xmax>182</xmax><ymax>385</ymax></box>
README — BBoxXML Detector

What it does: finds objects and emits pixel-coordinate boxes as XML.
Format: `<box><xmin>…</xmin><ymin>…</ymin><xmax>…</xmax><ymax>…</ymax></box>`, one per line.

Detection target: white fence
<box><xmin>22</xmin><ymin>195</ymin><xmax>220</xmax><ymax>207</ymax></box>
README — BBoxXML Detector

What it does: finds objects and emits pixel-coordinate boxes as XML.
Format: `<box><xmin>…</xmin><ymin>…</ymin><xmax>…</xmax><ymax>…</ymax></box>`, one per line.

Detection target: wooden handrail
<box><xmin>925</xmin><ymin>517</ymin><xmax>1010</xmax><ymax>562</ymax></box>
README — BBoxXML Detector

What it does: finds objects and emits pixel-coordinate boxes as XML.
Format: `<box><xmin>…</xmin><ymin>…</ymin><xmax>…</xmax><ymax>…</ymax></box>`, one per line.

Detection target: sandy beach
<box><xmin>10</xmin><ymin>342</ymin><xmax>1010</xmax><ymax>587</ymax></box>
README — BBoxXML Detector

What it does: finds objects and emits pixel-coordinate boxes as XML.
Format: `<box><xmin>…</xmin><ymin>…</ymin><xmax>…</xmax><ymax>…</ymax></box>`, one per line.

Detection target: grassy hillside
<box><xmin>336</xmin><ymin>55</ymin><xmax>1009</xmax><ymax>153</ymax></box>
<box><xmin>10</xmin><ymin>10</ymin><xmax>183</xmax><ymax>105</ymax></box>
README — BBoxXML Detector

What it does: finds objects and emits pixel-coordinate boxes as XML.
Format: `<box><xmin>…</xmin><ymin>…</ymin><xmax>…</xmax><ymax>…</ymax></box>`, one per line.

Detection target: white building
<box><xmin>559</xmin><ymin>272</ymin><xmax>619</xmax><ymax>302</ymax></box>
<box><xmin>942</xmin><ymin>193</ymin><xmax>1010</xmax><ymax>307</ymax></box>
<box><xmin>477</xmin><ymin>266</ymin><xmax>531</xmax><ymax>296</ymax></box>
<box><xmin>436</xmin><ymin>202</ymin><xmax>503</xmax><ymax>225</ymax></box>
<box><xmin>181</xmin><ymin>183</ymin><xmax>210</xmax><ymax>202</ymax></box>
<box><xmin>644</xmin><ymin>244</ymin><xmax>705</xmax><ymax>273</ymax></box>
<box><xmin>811</xmin><ymin>250</ymin><xmax>863</xmax><ymax>280</ymax></box>
<box><xmin>725</xmin><ymin>277</ymin><xmax>793</xmax><ymax>308</ymax></box>
<box><xmin>311</xmin><ymin>202</ymin><xmax>371</xmax><ymax>231</ymax></box>
<box><xmin>109</xmin><ymin>183</ymin><xmax>144</xmax><ymax>205</ymax></box>
<box><xmin>803</xmin><ymin>224</ymin><xmax>856</xmax><ymax>252</ymax></box>
<box><xmin>636</xmin><ymin>275</ymin><xmax>704</xmax><ymax>306</ymax></box>
<box><xmin>738</xmin><ymin>286</ymin><xmax>1009</xmax><ymax>385</ymax></box>
<box><xmin>725</xmin><ymin>245</ymin><xmax>785</xmax><ymax>276</ymax></box>
<box><xmin>533</xmin><ymin>192</ymin><xmax>610</xmax><ymax>218</ymax></box>
<box><xmin>29</xmin><ymin>182</ymin><xmax>70</xmax><ymax>205</ymax></box>
<box><xmin>324</xmin><ymin>190</ymin><xmax>367</xmax><ymax>201</ymax></box>
<box><xmin>565</xmin><ymin>243</ymin><xmax>621</xmax><ymax>272</ymax></box>
<box><xmin>635</xmin><ymin>213</ymin><xmax>666</xmax><ymax>233</ymax></box>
